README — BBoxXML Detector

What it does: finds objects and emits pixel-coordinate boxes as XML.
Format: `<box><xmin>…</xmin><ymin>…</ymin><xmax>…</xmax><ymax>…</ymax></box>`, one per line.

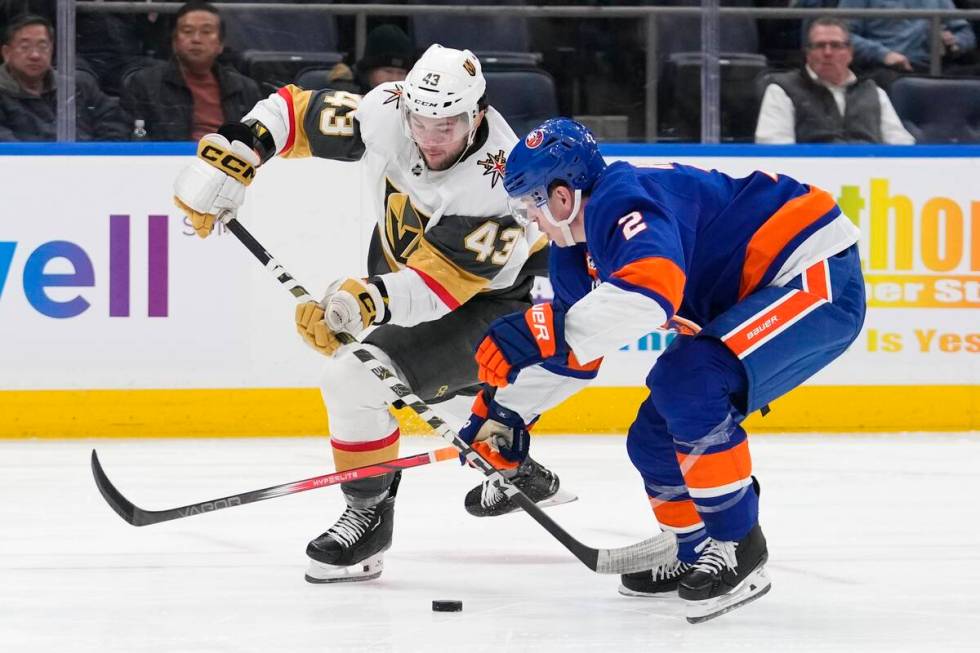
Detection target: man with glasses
<box><xmin>172</xmin><ymin>44</ymin><xmax>559</xmax><ymax>584</ymax></box>
<box><xmin>755</xmin><ymin>17</ymin><xmax>915</xmax><ymax>144</ymax></box>
<box><xmin>0</xmin><ymin>14</ymin><xmax>129</xmax><ymax>141</ymax></box>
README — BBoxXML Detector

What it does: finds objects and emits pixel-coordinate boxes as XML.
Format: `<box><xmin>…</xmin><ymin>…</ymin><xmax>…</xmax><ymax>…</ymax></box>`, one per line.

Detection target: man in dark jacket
<box><xmin>0</xmin><ymin>14</ymin><xmax>129</xmax><ymax>141</ymax></box>
<box><xmin>121</xmin><ymin>1</ymin><xmax>262</xmax><ymax>141</ymax></box>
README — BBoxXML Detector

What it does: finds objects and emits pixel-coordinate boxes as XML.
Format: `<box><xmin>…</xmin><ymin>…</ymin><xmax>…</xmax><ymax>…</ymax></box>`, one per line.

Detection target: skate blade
<box><xmin>685</xmin><ymin>566</ymin><xmax>771</xmax><ymax>624</ymax></box>
<box><xmin>304</xmin><ymin>554</ymin><xmax>384</xmax><ymax>584</ymax></box>
<box><xmin>503</xmin><ymin>488</ymin><xmax>579</xmax><ymax>515</ymax></box>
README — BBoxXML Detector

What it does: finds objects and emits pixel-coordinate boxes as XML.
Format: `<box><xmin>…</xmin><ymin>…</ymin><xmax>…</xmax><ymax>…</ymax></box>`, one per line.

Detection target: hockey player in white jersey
<box><xmin>172</xmin><ymin>45</ymin><xmax>561</xmax><ymax>583</ymax></box>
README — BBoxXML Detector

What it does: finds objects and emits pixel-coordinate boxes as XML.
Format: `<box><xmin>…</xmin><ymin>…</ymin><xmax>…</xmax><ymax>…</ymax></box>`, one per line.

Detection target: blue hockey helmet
<box><xmin>503</xmin><ymin>118</ymin><xmax>605</xmax><ymax>246</ymax></box>
<box><xmin>503</xmin><ymin>118</ymin><xmax>606</xmax><ymax>199</ymax></box>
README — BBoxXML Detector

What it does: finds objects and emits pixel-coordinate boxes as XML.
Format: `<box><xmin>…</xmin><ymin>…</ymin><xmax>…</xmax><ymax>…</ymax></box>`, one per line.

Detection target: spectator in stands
<box><xmin>0</xmin><ymin>14</ymin><xmax>129</xmax><ymax>141</ymax></box>
<box><xmin>121</xmin><ymin>1</ymin><xmax>261</xmax><ymax>141</ymax></box>
<box><xmin>324</xmin><ymin>24</ymin><xmax>414</xmax><ymax>94</ymax></box>
<box><xmin>756</xmin><ymin>17</ymin><xmax>916</xmax><ymax>144</ymax></box>
<box><xmin>838</xmin><ymin>0</ymin><xmax>976</xmax><ymax>77</ymax></box>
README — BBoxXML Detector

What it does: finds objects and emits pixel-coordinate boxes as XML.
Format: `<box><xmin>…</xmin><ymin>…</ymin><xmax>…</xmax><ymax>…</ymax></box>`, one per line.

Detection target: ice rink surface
<box><xmin>2</xmin><ymin>433</ymin><xmax>978</xmax><ymax>653</ymax></box>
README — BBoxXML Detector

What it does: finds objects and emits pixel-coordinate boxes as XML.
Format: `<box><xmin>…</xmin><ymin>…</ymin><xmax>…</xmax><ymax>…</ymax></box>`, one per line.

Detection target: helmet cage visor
<box><xmin>402</xmin><ymin>107</ymin><xmax>473</xmax><ymax>147</ymax></box>
<box><xmin>506</xmin><ymin>186</ymin><xmax>550</xmax><ymax>228</ymax></box>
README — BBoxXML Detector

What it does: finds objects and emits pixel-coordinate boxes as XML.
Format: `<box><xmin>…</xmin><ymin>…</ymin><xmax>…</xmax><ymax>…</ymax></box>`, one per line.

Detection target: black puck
<box><xmin>432</xmin><ymin>600</ymin><xmax>463</xmax><ymax>612</ymax></box>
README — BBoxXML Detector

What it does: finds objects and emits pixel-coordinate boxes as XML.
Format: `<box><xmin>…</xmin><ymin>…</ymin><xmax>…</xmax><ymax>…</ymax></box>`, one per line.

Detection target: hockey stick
<box><xmin>91</xmin><ymin>446</ymin><xmax>459</xmax><ymax>527</ymax></box>
<box><xmin>222</xmin><ymin>216</ymin><xmax>677</xmax><ymax>574</ymax></box>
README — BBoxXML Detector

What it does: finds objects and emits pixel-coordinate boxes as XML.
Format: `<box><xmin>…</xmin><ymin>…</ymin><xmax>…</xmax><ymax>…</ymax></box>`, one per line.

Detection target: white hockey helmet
<box><xmin>401</xmin><ymin>44</ymin><xmax>487</xmax><ymax>148</ymax></box>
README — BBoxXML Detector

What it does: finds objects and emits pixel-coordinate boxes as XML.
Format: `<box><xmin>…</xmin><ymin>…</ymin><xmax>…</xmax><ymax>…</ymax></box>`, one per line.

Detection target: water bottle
<box><xmin>132</xmin><ymin>119</ymin><xmax>147</xmax><ymax>140</ymax></box>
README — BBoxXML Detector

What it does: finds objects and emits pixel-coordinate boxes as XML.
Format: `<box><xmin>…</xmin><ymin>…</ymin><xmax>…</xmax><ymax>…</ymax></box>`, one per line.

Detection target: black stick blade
<box><xmin>91</xmin><ymin>449</ymin><xmax>146</xmax><ymax>526</ymax></box>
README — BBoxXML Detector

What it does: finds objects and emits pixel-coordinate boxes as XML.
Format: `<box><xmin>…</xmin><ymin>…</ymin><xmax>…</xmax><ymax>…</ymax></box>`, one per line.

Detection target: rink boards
<box><xmin>0</xmin><ymin>143</ymin><xmax>977</xmax><ymax>436</ymax></box>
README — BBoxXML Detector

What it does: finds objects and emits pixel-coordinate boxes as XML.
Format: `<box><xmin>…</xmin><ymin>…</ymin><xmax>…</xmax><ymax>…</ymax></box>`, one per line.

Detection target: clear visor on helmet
<box><xmin>403</xmin><ymin>109</ymin><xmax>472</xmax><ymax>147</ymax></box>
<box><xmin>506</xmin><ymin>186</ymin><xmax>549</xmax><ymax>227</ymax></box>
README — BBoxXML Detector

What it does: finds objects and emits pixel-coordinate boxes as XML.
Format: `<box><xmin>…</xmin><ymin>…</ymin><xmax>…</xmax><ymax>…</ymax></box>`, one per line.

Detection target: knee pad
<box><xmin>320</xmin><ymin>344</ymin><xmax>400</xmax><ymax>440</ymax></box>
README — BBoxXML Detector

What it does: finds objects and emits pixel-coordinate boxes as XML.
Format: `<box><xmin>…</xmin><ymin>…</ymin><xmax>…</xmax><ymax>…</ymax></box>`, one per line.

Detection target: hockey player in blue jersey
<box><xmin>458</xmin><ymin>118</ymin><xmax>866</xmax><ymax>623</ymax></box>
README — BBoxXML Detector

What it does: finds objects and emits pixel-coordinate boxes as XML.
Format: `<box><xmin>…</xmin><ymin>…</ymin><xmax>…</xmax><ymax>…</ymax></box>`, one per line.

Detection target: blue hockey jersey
<box><xmin>556</xmin><ymin>161</ymin><xmax>860</xmax><ymax>364</ymax></box>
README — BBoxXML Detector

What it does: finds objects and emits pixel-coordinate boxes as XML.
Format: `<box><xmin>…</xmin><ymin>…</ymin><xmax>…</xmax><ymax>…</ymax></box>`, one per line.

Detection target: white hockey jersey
<box><xmin>242</xmin><ymin>82</ymin><xmax>548</xmax><ymax>326</ymax></box>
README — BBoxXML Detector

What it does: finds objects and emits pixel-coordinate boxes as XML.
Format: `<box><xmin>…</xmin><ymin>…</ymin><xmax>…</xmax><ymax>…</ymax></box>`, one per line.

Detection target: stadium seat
<box><xmin>660</xmin><ymin>52</ymin><xmax>768</xmax><ymax>142</ymax></box>
<box><xmin>409</xmin><ymin>0</ymin><xmax>530</xmax><ymax>52</ymax></box>
<box><xmin>889</xmin><ymin>76</ymin><xmax>980</xmax><ymax>144</ymax></box>
<box><xmin>243</xmin><ymin>51</ymin><xmax>345</xmax><ymax>92</ymax></box>
<box><xmin>220</xmin><ymin>0</ymin><xmax>339</xmax><ymax>54</ymax></box>
<box><xmin>484</xmin><ymin>69</ymin><xmax>559</xmax><ymax>137</ymax></box>
<box><xmin>294</xmin><ymin>67</ymin><xmax>334</xmax><ymax>91</ymax></box>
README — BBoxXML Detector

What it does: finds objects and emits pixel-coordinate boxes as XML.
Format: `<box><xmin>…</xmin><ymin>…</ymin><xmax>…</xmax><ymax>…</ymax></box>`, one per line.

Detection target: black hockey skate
<box><xmin>305</xmin><ymin>473</ymin><xmax>400</xmax><ymax>584</ymax></box>
<box><xmin>618</xmin><ymin>559</ymin><xmax>694</xmax><ymax>597</ymax></box>
<box><xmin>679</xmin><ymin>523</ymin><xmax>771</xmax><ymax>623</ymax></box>
<box><xmin>464</xmin><ymin>457</ymin><xmax>573</xmax><ymax>517</ymax></box>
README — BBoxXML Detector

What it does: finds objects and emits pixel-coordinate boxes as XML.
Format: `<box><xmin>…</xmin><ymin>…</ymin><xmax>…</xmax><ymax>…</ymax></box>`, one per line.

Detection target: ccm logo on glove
<box><xmin>199</xmin><ymin>143</ymin><xmax>256</xmax><ymax>185</ymax></box>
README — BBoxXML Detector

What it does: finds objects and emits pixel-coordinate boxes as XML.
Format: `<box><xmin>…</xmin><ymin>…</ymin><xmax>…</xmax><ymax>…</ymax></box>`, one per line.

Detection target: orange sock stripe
<box><xmin>332</xmin><ymin>439</ymin><xmax>400</xmax><ymax>471</ymax></box>
<box><xmin>677</xmin><ymin>439</ymin><xmax>753</xmax><ymax>491</ymax></box>
<box><xmin>650</xmin><ymin>498</ymin><xmax>702</xmax><ymax>529</ymax></box>
<box><xmin>739</xmin><ymin>186</ymin><xmax>838</xmax><ymax>299</ymax></box>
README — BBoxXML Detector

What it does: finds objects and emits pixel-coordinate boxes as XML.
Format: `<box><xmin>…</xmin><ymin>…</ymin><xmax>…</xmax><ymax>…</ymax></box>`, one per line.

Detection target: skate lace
<box><xmin>654</xmin><ymin>559</ymin><xmax>692</xmax><ymax>581</ymax></box>
<box><xmin>326</xmin><ymin>505</ymin><xmax>376</xmax><ymax>547</ymax></box>
<box><xmin>692</xmin><ymin>538</ymin><xmax>739</xmax><ymax>575</ymax></box>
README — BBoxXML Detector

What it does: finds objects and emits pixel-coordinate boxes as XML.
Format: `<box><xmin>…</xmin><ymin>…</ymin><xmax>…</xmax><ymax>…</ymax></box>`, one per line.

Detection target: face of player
<box><xmin>509</xmin><ymin>185</ymin><xmax>584</xmax><ymax>247</ymax></box>
<box><xmin>806</xmin><ymin>24</ymin><xmax>853</xmax><ymax>86</ymax></box>
<box><xmin>173</xmin><ymin>10</ymin><xmax>223</xmax><ymax>72</ymax></box>
<box><xmin>407</xmin><ymin>111</ymin><xmax>482</xmax><ymax>171</ymax></box>
<box><xmin>1</xmin><ymin>24</ymin><xmax>53</xmax><ymax>89</ymax></box>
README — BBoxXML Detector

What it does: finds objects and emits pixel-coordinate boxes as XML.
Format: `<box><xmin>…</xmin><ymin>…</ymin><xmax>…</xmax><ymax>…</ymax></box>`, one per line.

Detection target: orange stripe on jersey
<box><xmin>722</xmin><ymin>289</ymin><xmax>825</xmax><ymax>359</ymax></box>
<box><xmin>524</xmin><ymin>304</ymin><xmax>557</xmax><ymax>358</ymax></box>
<box><xmin>677</xmin><ymin>439</ymin><xmax>752</xmax><ymax>492</ymax></box>
<box><xmin>611</xmin><ymin>256</ymin><xmax>686</xmax><ymax>313</ymax></box>
<box><xmin>276</xmin><ymin>85</ymin><xmax>314</xmax><ymax>158</ymax></box>
<box><xmin>650</xmin><ymin>498</ymin><xmax>701</xmax><ymax>529</ymax></box>
<box><xmin>804</xmin><ymin>259</ymin><xmax>831</xmax><ymax>301</ymax></box>
<box><xmin>739</xmin><ymin>186</ymin><xmax>837</xmax><ymax>300</ymax></box>
<box><xmin>567</xmin><ymin>350</ymin><xmax>603</xmax><ymax>372</ymax></box>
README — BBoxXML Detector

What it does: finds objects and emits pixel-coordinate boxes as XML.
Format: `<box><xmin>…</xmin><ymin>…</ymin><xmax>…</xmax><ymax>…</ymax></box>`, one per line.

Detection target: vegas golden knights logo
<box><xmin>384</xmin><ymin>180</ymin><xmax>429</xmax><ymax>262</ymax></box>
<box><xmin>463</xmin><ymin>59</ymin><xmax>476</xmax><ymax>76</ymax></box>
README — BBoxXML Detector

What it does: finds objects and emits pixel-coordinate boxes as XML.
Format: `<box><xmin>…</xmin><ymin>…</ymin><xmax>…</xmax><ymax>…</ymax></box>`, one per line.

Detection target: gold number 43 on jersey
<box><xmin>318</xmin><ymin>90</ymin><xmax>361</xmax><ymax>137</ymax></box>
<box><xmin>465</xmin><ymin>221</ymin><xmax>522</xmax><ymax>265</ymax></box>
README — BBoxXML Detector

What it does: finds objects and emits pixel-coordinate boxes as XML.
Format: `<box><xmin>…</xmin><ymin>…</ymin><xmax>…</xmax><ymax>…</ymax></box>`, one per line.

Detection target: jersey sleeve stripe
<box><xmin>739</xmin><ymin>186</ymin><xmax>838</xmax><ymax>300</ymax></box>
<box><xmin>610</xmin><ymin>256</ymin><xmax>686</xmax><ymax>313</ymax></box>
<box><xmin>275</xmin><ymin>85</ymin><xmax>314</xmax><ymax>158</ymax></box>
<box><xmin>408</xmin><ymin>266</ymin><xmax>461</xmax><ymax>310</ymax></box>
<box><xmin>406</xmin><ymin>239</ymin><xmax>490</xmax><ymax>309</ymax></box>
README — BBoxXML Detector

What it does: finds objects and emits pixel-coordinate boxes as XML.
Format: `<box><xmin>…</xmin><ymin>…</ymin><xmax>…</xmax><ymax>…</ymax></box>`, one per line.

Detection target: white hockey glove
<box><xmin>173</xmin><ymin>133</ymin><xmax>259</xmax><ymax>238</ymax></box>
<box><xmin>294</xmin><ymin>278</ymin><xmax>389</xmax><ymax>357</ymax></box>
